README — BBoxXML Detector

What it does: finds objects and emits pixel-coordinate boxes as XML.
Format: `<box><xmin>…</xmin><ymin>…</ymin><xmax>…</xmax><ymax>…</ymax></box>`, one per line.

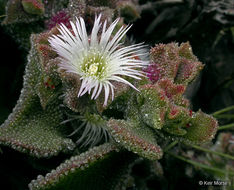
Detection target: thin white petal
<box><xmin>49</xmin><ymin>14</ymin><xmax>148</xmax><ymax>106</ymax></box>
<box><xmin>103</xmin><ymin>83</ymin><xmax>110</xmax><ymax>106</ymax></box>
<box><xmin>95</xmin><ymin>83</ymin><xmax>103</xmax><ymax>99</ymax></box>
<box><xmin>90</xmin><ymin>15</ymin><xmax>102</xmax><ymax>47</ymax></box>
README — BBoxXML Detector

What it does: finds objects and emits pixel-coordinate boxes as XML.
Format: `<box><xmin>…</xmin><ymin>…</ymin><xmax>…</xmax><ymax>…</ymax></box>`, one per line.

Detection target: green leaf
<box><xmin>107</xmin><ymin>119</ymin><xmax>163</xmax><ymax>160</ymax></box>
<box><xmin>0</xmin><ymin>36</ymin><xmax>75</xmax><ymax>157</ymax></box>
<box><xmin>137</xmin><ymin>84</ymin><xmax>167</xmax><ymax>130</ymax></box>
<box><xmin>22</xmin><ymin>0</ymin><xmax>45</xmax><ymax>15</ymax></box>
<box><xmin>183</xmin><ymin>110</ymin><xmax>218</xmax><ymax>143</ymax></box>
<box><xmin>28</xmin><ymin>143</ymin><xmax>137</xmax><ymax>190</ymax></box>
<box><xmin>0</xmin><ymin>97</ymin><xmax>75</xmax><ymax>157</ymax></box>
<box><xmin>2</xmin><ymin>0</ymin><xmax>41</xmax><ymax>24</ymax></box>
<box><xmin>158</xmin><ymin>110</ymin><xmax>218</xmax><ymax>144</ymax></box>
<box><xmin>149</xmin><ymin>42</ymin><xmax>204</xmax><ymax>85</ymax></box>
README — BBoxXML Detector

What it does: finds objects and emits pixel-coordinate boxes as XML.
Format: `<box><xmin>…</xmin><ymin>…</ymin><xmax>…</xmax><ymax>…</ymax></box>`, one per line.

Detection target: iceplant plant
<box><xmin>49</xmin><ymin>14</ymin><xmax>148</xmax><ymax>106</ymax></box>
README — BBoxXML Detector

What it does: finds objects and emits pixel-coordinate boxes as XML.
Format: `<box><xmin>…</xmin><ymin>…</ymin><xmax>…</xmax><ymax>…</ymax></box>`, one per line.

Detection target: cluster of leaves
<box><xmin>0</xmin><ymin>0</ymin><xmax>233</xmax><ymax>190</ymax></box>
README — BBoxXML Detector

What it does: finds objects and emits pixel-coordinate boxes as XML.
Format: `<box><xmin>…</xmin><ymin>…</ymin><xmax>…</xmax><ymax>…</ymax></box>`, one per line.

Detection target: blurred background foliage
<box><xmin>0</xmin><ymin>0</ymin><xmax>233</xmax><ymax>189</ymax></box>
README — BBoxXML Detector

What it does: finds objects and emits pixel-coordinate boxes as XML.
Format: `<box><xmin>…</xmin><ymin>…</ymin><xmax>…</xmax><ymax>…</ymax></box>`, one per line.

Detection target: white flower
<box><xmin>49</xmin><ymin>14</ymin><xmax>148</xmax><ymax>106</ymax></box>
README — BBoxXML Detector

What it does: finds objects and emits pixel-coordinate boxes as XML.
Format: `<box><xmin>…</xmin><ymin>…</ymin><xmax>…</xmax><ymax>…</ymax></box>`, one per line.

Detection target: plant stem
<box><xmin>163</xmin><ymin>141</ymin><xmax>178</xmax><ymax>152</ymax></box>
<box><xmin>167</xmin><ymin>152</ymin><xmax>234</xmax><ymax>176</ymax></box>
<box><xmin>212</xmin><ymin>105</ymin><xmax>234</xmax><ymax>117</ymax></box>
<box><xmin>218</xmin><ymin>123</ymin><xmax>234</xmax><ymax>131</ymax></box>
<box><xmin>187</xmin><ymin>144</ymin><xmax>234</xmax><ymax>160</ymax></box>
<box><xmin>215</xmin><ymin>114</ymin><xmax>234</xmax><ymax>119</ymax></box>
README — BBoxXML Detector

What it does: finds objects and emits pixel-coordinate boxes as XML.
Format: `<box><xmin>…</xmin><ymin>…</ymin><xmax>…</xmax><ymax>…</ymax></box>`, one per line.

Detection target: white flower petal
<box><xmin>49</xmin><ymin>14</ymin><xmax>149</xmax><ymax>106</ymax></box>
<box><xmin>90</xmin><ymin>15</ymin><xmax>102</xmax><ymax>47</ymax></box>
<box><xmin>100</xmin><ymin>18</ymin><xmax>120</xmax><ymax>50</ymax></box>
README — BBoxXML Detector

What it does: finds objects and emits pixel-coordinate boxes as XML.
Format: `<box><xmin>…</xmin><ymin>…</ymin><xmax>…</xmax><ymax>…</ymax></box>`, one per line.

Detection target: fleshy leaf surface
<box><xmin>148</xmin><ymin>42</ymin><xmax>204</xmax><ymax>85</ymax></box>
<box><xmin>3</xmin><ymin>0</ymin><xmax>41</xmax><ymax>24</ymax></box>
<box><xmin>107</xmin><ymin>119</ymin><xmax>163</xmax><ymax>160</ymax></box>
<box><xmin>0</xmin><ymin>35</ymin><xmax>75</xmax><ymax>157</ymax></box>
<box><xmin>183</xmin><ymin>110</ymin><xmax>218</xmax><ymax>143</ymax></box>
<box><xmin>29</xmin><ymin>143</ymin><xmax>136</xmax><ymax>190</ymax></box>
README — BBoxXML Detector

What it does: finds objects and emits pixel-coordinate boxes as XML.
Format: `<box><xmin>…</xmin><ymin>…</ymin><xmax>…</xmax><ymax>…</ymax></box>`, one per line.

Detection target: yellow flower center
<box><xmin>81</xmin><ymin>51</ymin><xmax>107</xmax><ymax>79</ymax></box>
<box><xmin>88</xmin><ymin>64</ymin><xmax>98</xmax><ymax>75</ymax></box>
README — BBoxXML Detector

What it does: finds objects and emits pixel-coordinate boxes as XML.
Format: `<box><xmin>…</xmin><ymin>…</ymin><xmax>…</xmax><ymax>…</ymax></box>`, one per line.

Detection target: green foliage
<box><xmin>0</xmin><ymin>97</ymin><xmax>75</xmax><ymax>157</ymax></box>
<box><xmin>183</xmin><ymin>110</ymin><xmax>218</xmax><ymax>142</ymax></box>
<box><xmin>29</xmin><ymin>143</ymin><xmax>136</xmax><ymax>190</ymax></box>
<box><xmin>107</xmin><ymin>119</ymin><xmax>163</xmax><ymax>160</ymax></box>
<box><xmin>150</xmin><ymin>42</ymin><xmax>204</xmax><ymax>85</ymax></box>
<box><xmin>21</xmin><ymin>0</ymin><xmax>45</xmax><ymax>15</ymax></box>
<box><xmin>3</xmin><ymin>0</ymin><xmax>42</xmax><ymax>24</ymax></box>
<box><xmin>0</xmin><ymin>33</ymin><xmax>75</xmax><ymax>157</ymax></box>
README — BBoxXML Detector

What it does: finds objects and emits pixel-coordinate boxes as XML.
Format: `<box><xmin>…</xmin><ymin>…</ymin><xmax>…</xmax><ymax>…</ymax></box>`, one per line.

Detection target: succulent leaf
<box><xmin>107</xmin><ymin>119</ymin><xmax>163</xmax><ymax>160</ymax></box>
<box><xmin>150</xmin><ymin>43</ymin><xmax>180</xmax><ymax>81</ymax></box>
<box><xmin>175</xmin><ymin>58</ymin><xmax>204</xmax><ymax>85</ymax></box>
<box><xmin>183</xmin><ymin>110</ymin><xmax>218</xmax><ymax>143</ymax></box>
<box><xmin>137</xmin><ymin>84</ymin><xmax>167</xmax><ymax>130</ymax></box>
<box><xmin>29</xmin><ymin>143</ymin><xmax>136</xmax><ymax>190</ymax></box>
<box><xmin>33</xmin><ymin>31</ymin><xmax>62</xmax><ymax>108</ymax></box>
<box><xmin>128</xmin><ymin>78</ymin><xmax>218</xmax><ymax>144</ymax></box>
<box><xmin>0</xmin><ymin>35</ymin><xmax>75</xmax><ymax>157</ymax></box>
<box><xmin>157</xmin><ymin>110</ymin><xmax>218</xmax><ymax>144</ymax></box>
<box><xmin>2</xmin><ymin>0</ymin><xmax>41</xmax><ymax>24</ymax></box>
<box><xmin>148</xmin><ymin>42</ymin><xmax>204</xmax><ymax>85</ymax></box>
<box><xmin>0</xmin><ymin>98</ymin><xmax>75</xmax><ymax>157</ymax></box>
<box><xmin>22</xmin><ymin>0</ymin><xmax>45</xmax><ymax>15</ymax></box>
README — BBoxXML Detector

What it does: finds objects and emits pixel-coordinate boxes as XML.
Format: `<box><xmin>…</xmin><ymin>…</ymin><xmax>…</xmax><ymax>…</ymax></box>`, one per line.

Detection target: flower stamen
<box><xmin>81</xmin><ymin>51</ymin><xmax>107</xmax><ymax>79</ymax></box>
